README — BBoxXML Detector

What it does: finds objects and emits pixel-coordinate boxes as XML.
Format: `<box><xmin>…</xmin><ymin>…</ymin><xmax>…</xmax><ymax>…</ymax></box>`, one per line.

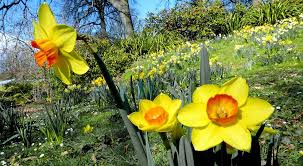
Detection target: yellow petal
<box><xmin>239</xmin><ymin>98</ymin><xmax>274</xmax><ymax>127</ymax></box>
<box><xmin>177</xmin><ymin>103</ymin><xmax>210</xmax><ymax>127</ymax></box>
<box><xmin>220</xmin><ymin>77</ymin><xmax>249</xmax><ymax>107</ymax></box>
<box><xmin>166</xmin><ymin>99</ymin><xmax>182</xmax><ymax>120</ymax></box>
<box><xmin>193</xmin><ymin>84</ymin><xmax>220</xmax><ymax>103</ymax></box>
<box><xmin>128</xmin><ymin>112</ymin><xmax>143</xmax><ymax>128</ymax></box>
<box><xmin>220</xmin><ymin>123</ymin><xmax>251</xmax><ymax>152</ymax></box>
<box><xmin>38</xmin><ymin>3</ymin><xmax>57</xmax><ymax>36</ymax></box>
<box><xmin>53</xmin><ymin>58</ymin><xmax>71</xmax><ymax>85</ymax></box>
<box><xmin>153</xmin><ymin>93</ymin><xmax>173</xmax><ymax>111</ymax></box>
<box><xmin>51</xmin><ymin>25</ymin><xmax>76</xmax><ymax>52</ymax></box>
<box><xmin>192</xmin><ymin>123</ymin><xmax>223</xmax><ymax>151</ymax></box>
<box><xmin>33</xmin><ymin>21</ymin><xmax>47</xmax><ymax>40</ymax></box>
<box><xmin>139</xmin><ymin>100</ymin><xmax>156</xmax><ymax>113</ymax></box>
<box><xmin>156</xmin><ymin>118</ymin><xmax>177</xmax><ymax>132</ymax></box>
<box><xmin>61</xmin><ymin>50</ymin><xmax>89</xmax><ymax>75</ymax></box>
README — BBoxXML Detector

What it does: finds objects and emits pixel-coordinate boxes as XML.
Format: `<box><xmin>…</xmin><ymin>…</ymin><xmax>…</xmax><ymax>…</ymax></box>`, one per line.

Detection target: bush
<box><xmin>145</xmin><ymin>1</ymin><xmax>227</xmax><ymax>40</ymax></box>
<box><xmin>76</xmin><ymin>30</ymin><xmax>183</xmax><ymax>79</ymax></box>
<box><xmin>0</xmin><ymin>82</ymin><xmax>33</xmax><ymax>107</ymax></box>
<box><xmin>145</xmin><ymin>0</ymin><xmax>303</xmax><ymax>39</ymax></box>
<box><xmin>242</xmin><ymin>0</ymin><xmax>303</xmax><ymax>26</ymax></box>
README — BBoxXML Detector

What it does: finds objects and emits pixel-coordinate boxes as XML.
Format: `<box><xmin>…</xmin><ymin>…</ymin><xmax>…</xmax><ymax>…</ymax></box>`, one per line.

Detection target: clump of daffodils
<box><xmin>129</xmin><ymin>77</ymin><xmax>274</xmax><ymax>152</ymax></box>
<box><xmin>92</xmin><ymin>76</ymin><xmax>106</xmax><ymax>86</ymax></box>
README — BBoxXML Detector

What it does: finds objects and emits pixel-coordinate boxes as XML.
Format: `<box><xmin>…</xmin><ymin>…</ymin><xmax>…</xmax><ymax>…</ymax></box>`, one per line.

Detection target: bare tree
<box><xmin>107</xmin><ymin>0</ymin><xmax>134</xmax><ymax>38</ymax></box>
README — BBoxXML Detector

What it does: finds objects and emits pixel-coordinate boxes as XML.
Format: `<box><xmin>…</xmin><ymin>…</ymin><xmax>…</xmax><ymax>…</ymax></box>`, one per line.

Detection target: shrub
<box><xmin>145</xmin><ymin>1</ymin><xmax>227</xmax><ymax>40</ymax></box>
<box><xmin>0</xmin><ymin>82</ymin><xmax>33</xmax><ymax>107</ymax></box>
<box><xmin>146</xmin><ymin>0</ymin><xmax>303</xmax><ymax>39</ymax></box>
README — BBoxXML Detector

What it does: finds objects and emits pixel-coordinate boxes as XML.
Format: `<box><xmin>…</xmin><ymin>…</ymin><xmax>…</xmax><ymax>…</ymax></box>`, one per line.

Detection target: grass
<box><xmin>0</xmin><ymin>105</ymin><xmax>138</xmax><ymax>165</ymax></box>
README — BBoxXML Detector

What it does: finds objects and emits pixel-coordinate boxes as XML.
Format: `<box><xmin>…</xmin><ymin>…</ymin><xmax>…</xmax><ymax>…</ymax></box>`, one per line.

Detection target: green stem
<box><xmin>159</xmin><ymin>133</ymin><xmax>171</xmax><ymax>150</ymax></box>
<box><xmin>79</xmin><ymin>35</ymin><xmax>148</xmax><ymax>166</ymax></box>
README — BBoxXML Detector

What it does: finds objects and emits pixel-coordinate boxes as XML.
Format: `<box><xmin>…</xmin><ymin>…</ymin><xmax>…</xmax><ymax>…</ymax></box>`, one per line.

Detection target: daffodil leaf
<box><xmin>53</xmin><ymin>58</ymin><xmax>71</xmax><ymax>85</ymax></box>
<box><xmin>51</xmin><ymin>25</ymin><xmax>76</xmax><ymax>53</ymax></box>
<box><xmin>61</xmin><ymin>50</ymin><xmax>89</xmax><ymax>75</ymax></box>
<box><xmin>38</xmin><ymin>3</ymin><xmax>57</xmax><ymax>36</ymax></box>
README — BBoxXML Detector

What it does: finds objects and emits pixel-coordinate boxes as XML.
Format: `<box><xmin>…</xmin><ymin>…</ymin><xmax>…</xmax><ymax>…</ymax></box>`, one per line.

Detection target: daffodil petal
<box><xmin>50</xmin><ymin>25</ymin><xmax>76</xmax><ymax>52</ymax></box>
<box><xmin>33</xmin><ymin>21</ymin><xmax>47</xmax><ymax>40</ymax></box>
<box><xmin>139</xmin><ymin>100</ymin><xmax>156</xmax><ymax>113</ymax></box>
<box><xmin>156</xmin><ymin>118</ymin><xmax>177</xmax><ymax>132</ymax></box>
<box><xmin>193</xmin><ymin>84</ymin><xmax>220</xmax><ymax>103</ymax></box>
<box><xmin>153</xmin><ymin>93</ymin><xmax>173</xmax><ymax>110</ymax></box>
<box><xmin>239</xmin><ymin>98</ymin><xmax>274</xmax><ymax>127</ymax></box>
<box><xmin>177</xmin><ymin>103</ymin><xmax>210</xmax><ymax>127</ymax></box>
<box><xmin>53</xmin><ymin>58</ymin><xmax>71</xmax><ymax>85</ymax></box>
<box><xmin>166</xmin><ymin>99</ymin><xmax>182</xmax><ymax>119</ymax></box>
<box><xmin>128</xmin><ymin>112</ymin><xmax>143</xmax><ymax>128</ymax></box>
<box><xmin>38</xmin><ymin>3</ymin><xmax>57</xmax><ymax>36</ymax></box>
<box><xmin>192</xmin><ymin>123</ymin><xmax>223</xmax><ymax>151</ymax></box>
<box><xmin>220</xmin><ymin>123</ymin><xmax>251</xmax><ymax>152</ymax></box>
<box><xmin>220</xmin><ymin>77</ymin><xmax>249</xmax><ymax>107</ymax></box>
<box><xmin>61</xmin><ymin>50</ymin><xmax>89</xmax><ymax>75</ymax></box>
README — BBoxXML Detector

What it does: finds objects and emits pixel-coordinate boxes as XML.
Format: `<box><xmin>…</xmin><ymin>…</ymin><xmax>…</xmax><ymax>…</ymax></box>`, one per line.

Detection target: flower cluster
<box><xmin>128</xmin><ymin>77</ymin><xmax>274</xmax><ymax>152</ymax></box>
<box><xmin>123</xmin><ymin>42</ymin><xmax>200</xmax><ymax>81</ymax></box>
<box><xmin>91</xmin><ymin>76</ymin><xmax>106</xmax><ymax>86</ymax></box>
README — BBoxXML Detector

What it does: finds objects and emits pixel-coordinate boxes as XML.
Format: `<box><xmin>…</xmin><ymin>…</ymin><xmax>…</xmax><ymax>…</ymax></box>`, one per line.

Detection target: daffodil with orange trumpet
<box><xmin>178</xmin><ymin>77</ymin><xmax>274</xmax><ymax>152</ymax></box>
<box><xmin>31</xmin><ymin>3</ymin><xmax>89</xmax><ymax>84</ymax></box>
<box><xmin>128</xmin><ymin>93</ymin><xmax>182</xmax><ymax>132</ymax></box>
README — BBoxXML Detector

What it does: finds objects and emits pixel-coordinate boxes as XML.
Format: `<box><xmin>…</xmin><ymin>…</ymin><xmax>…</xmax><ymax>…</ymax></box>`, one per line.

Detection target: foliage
<box><xmin>145</xmin><ymin>0</ymin><xmax>303</xmax><ymax>40</ymax></box>
<box><xmin>146</xmin><ymin>1</ymin><xmax>227</xmax><ymax>40</ymax></box>
<box><xmin>0</xmin><ymin>106</ymin><xmax>20</xmax><ymax>142</ymax></box>
<box><xmin>0</xmin><ymin>82</ymin><xmax>33</xmax><ymax>107</ymax></box>
<box><xmin>40</xmin><ymin>100</ymin><xmax>73</xmax><ymax>144</ymax></box>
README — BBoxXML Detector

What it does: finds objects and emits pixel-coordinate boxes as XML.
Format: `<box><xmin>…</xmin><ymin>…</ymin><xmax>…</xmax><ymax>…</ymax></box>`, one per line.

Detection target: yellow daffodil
<box><xmin>300</xmin><ymin>150</ymin><xmax>303</xmax><ymax>155</ymax></box>
<box><xmin>92</xmin><ymin>76</ymin><xmax>106</xmax><ymax>86</ymax></box>
<box><xmin>128</xmin><ymin>93</ymin><xmax>182</xmax><ymax>132</ymax></box>
<box><xmin>31</xmin><ymin>3</ymin><xmax>89</xmax><ymax>84</ymax></box>
<box><xmin>177</xmin><ymin>77</ymin><xmax>274</xmax><ymax>152</ymax></box>
<box><xmin>83</xmin><ymin>124</ymin><xmax>93</xmax><ymax>133</ymax></box>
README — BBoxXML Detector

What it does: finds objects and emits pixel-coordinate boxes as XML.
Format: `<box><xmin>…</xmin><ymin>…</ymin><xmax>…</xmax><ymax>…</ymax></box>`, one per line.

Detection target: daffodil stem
<box><xmin>159</xmin><ymin>133</ymin><xmax>171</xmax><ymax>150</ymax></box>
<box><xmin>78</xmin><ymin>35</ymin><xmax>148</xmax><ymax>166</ymax></box>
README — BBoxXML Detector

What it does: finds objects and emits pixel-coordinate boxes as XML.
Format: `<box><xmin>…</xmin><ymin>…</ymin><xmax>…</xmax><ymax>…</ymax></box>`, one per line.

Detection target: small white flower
<box><xmin>1</xmin><ymin>160</ymin><xmax>7</xmax><ymax>165</ymax></box>
<box><xmin>276</xmin><ymin>106</ymin><xmax>281</xmax><ymax>110</ymax></box>
<box><xmin>39</xmin><ymin>143</ymin><xmax>42</xmax><ymax>146</ymax></box>
<box><xmin>39</xmin><ymin>154</ymin><xmax>45</xmax><ymax>158</ymax></box>
<box><xmin>60</xmin><ymin>143</ymin><xmax>64</xmax><ymax>147</ymax></box>
<box><xmin>34</xmin><ymin>148</ymin><xmax>37</xmax><ymax>151</ymax></box>
<box><xmin>31</xmin><ymin>143</ymin><xmax>35</xmax><ymax>146</ymax></box>
<box><xmin>0</xmin><ymin>152</ymin><xmax>4</xmax><ymax>155</ymax></box>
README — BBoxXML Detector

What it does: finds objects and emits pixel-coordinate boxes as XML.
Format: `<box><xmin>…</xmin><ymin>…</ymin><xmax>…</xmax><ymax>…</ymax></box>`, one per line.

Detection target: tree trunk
<box><xmin>96</xmin><ymin>0</ymin><xmax>108</xmax><ymax>38</ymax></box>
<box><xmin>107</xmin><ymin>0</ymin><xmax>134</xmax><ymax>38</ymax></box>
